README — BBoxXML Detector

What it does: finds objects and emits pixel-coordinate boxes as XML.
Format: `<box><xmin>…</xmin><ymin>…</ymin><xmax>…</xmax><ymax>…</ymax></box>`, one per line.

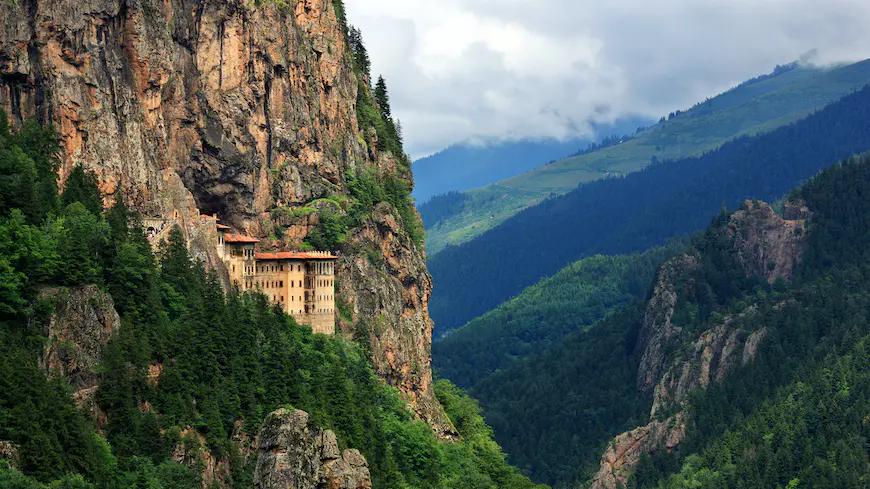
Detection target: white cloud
<box><xmin>344</xmin><ymin>0</ymin><xmax>870</xmax><ymax>158</ymax></box>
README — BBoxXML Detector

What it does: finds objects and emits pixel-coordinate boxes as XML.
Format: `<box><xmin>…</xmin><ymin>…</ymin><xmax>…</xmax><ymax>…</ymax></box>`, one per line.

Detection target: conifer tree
<box><xmin>347</xmin><ymin>27</ymin><xmax>370</xmax><ymax>76</ymax></box>
<box><xmin>375</xmin><ymin>76</ymin><xmax>392</xmax><ymax>119</ymax></box>
<box><xmin>61</xmin><ymin>165</ymin><xmax>103</xmax><ymax>216</ymax></box>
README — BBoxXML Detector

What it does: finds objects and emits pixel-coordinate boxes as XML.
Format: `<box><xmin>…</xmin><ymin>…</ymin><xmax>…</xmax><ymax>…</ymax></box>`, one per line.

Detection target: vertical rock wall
<box><xmin>0</xmin><ymin>0</ymin><xmax>453</xmax><ymax>436</ymax></box>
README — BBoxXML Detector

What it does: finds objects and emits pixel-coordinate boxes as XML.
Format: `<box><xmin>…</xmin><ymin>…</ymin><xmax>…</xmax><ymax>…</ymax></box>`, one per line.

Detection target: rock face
<box><xmin>589</xmin><ymin>414</ymin><xmax>686</xmax><ymax>489</ymax></box>
<box><xmin>39</xmin><ymin>285</ymin><xmax>120</xmax><ymax>424</ymax></box>
<box><xmin>650</xmin><ymin>310</ymin><xmax>767</xmax><ymax>417</ymax></box>
<box><xmin>0</xmin><ymin>0</ymin><xmax>452</xmax><ymax>436</ymax></box>
<box><xmin>590</xmin><ymin>199</ymin><xmax>808</xmax><ymax>489</ymax></box>
<box><xmin>635</xmin><ymin>254</ymin><xmax>699</xmax><ymax>393</ymax></box>
<box><xmin>725</xmin><ymin>200</ymin><xmax>807</xmax><ymax>283</ymax></box>
<box><xmin>0</xmin><ymin>441</ymin><xmax>20</xmax><ymax>469</ymax></box>
<box><xmin>253</xmin><ymin>408</ymin><xmax>371</xmax><ymax>489</ymax></box>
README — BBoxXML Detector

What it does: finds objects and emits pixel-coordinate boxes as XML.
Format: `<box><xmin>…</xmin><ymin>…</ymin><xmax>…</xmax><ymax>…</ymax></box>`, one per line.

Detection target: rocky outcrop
<box><xmin>635</xmin><ymin>254</ymin><xmax>699</xmax><ymax>393</ymax></box>
<box><xmin>0</xmin><ymin>441</ymin><xmax>19</xmax><ymax>469</ymax></box>
<box><xmin>726</xmin><ymin>200</ymin><xmax>807</xmax><ymax>283</ymax></box>
<box><xmin>253</xmin><ymin>408</ymin><xmax>371</xmax><ymax>489</ymax></box>
<box><xmin>591</xmin><ymin>199</ymin><xmax>808</xmax><ymax>488</ymax></box>
<box><xmin>0</xmin><ymin>0</ymin><xmax>451</xmax><ymax>435</ymax></box>
<box><xmin>589</xmin><ymin>414</ymin><xmax>686</xmax><ymax>489</ymax></box>
<box><xmin>39</xmin><ymin>285</ymin><xmax>120</xmax><ymax>425</ymax></box>
<box><xmin>651</xmin><ymin>309</ymin><xmax>767</xmax><ymax>417</ymax></box>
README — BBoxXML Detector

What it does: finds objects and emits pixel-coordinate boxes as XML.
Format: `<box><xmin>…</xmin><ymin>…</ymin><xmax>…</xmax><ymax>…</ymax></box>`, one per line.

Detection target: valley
<box><xmin>0</xmin><ymin>1</ymin><xmax>868</xmax><ymax>489</ymax></box>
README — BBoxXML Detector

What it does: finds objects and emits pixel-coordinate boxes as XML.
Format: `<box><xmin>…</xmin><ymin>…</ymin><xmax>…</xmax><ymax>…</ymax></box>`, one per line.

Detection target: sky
<box><xmin>344</xmin><ymin>0</ymin><xmax>870</xmax><ymax>159</ymax></box>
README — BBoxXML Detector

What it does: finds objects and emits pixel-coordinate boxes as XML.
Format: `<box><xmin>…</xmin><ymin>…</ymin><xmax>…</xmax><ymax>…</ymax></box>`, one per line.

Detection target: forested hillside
<box><xmin>467</xmin><ymin>154</ymin><xmax>870</xmax><ymax>488</ymax></box>
<box><xmin>423</xmin><ymin>59</ymin><xmax>870</xmax><ymax>255</ymax></box>
<box><xmin>433</xmin><ymin>245</ymin><xmax>682</xmax><ymax>390</ymax></box>
<box><xmin>0</xmin><ymin>119</ymin><xmax>544</xmax><ymax>487</ymax></box>
<box><xmin>430</xmin><ymin>83</ymin><xmax>870</xmax><ymax>335</ymax></box>
<box><xmin>413</xmin><ymin>138</ymin><xmax>588</xmax><ymax>205</ymax></box>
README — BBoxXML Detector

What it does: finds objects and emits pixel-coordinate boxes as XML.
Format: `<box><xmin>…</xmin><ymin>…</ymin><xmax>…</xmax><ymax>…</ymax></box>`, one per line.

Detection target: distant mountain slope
<box><xmin>470</xmin><ymin>155</ymin><xmax>870</xmax><ymax>486</ymax></box>
<box><xmin>433</xmin><ymin>245</ymin><xmax>681</xmax><ymax>389</ymax></box>
<box><xmin>412</xmin><ymin>118</ymin><xmax>650</xmax><ymax>205</ymax></box>
<box><xmin>430</xmin><ymin>83</ymin><xmax>870</xmax><ymax>335</ymax></box>
<box><xmin>413</xmin><ymin>139</ymin><xmax>586</xmax><ymax>205</ymax></box>
<box><xmin>425</xmin><ymin>59</ymin><xmax>870</xmax><ymax>255</ymax></box>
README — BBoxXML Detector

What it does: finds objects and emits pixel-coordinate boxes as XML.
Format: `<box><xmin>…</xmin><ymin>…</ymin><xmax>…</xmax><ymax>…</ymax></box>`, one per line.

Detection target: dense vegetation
<box><xmin>418</xmin><ymin>191</ymin><xmax>469</xmax><ymax>228</ymax></box>
<box><xmin>429</xmin><ymin>83</ymin><xmax>870</xmax><ymax>335</ymax></box>
<box><xmin>467</xmin><ymin>155</ymin><xmax>870</xmax><ymax>487</ymax></box>
<box><xmin>472</xmin><ymin>305</ymin><xmax>651</xmax><ymax>486</ymax></box>
<box><xmin>433</xmin><ymin>244</ymin><xmax>681</xmax><ymax>389</ymax></box>
<box><xmin>0</xmin><ymin>113</ymin><xmax>542</xmax><ymax>488</ymax></box>
<box><xmin>423</xmin><ymin>59</ymin><xmax>870</xmax><ymax>255</ymax></box>
<box><xmin>628</xmin><ymin>154</ymin><xmax>870</xmax><ymax>489</ymax></box>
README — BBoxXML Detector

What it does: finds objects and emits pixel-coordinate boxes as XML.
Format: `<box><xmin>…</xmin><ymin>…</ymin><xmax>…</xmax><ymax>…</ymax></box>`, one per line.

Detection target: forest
<box><xmin>433</xmin><ymin>244</ymin><xmax>682</xmax><ymax>390</ymax></box>
<box><xmin>465</xmin><ymin>155</ymin><xmax>870</xmax><ymax>487</ymax></box>
<box><xmin>0</xmin><ymin>116</ymin><xmax>543</xmax><ymax>489</ymax></box>
<box><xmin>429</xmin><ymin>83</ymin><xmax>870</xmax><ymax>336</ymax></box>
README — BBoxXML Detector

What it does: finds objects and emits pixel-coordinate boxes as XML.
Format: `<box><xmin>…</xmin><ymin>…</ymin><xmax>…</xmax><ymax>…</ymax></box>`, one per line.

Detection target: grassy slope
<box><xmin>426</xmin><ymin>59</ymin><xmax>870</xmax><ymax>255</ymax></box>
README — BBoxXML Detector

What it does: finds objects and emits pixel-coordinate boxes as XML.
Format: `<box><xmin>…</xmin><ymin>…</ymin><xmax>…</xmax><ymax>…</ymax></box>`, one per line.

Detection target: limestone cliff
<box><xmin>590</xmin><ymin>199</ymin><xmax>808</xmax><ymax>489</ymax></box>
<box><xmin>0</xmin><ymin>0</ymin><xmax>452</xmax><ymax>436</ymax></box>
<box><xmin>253</xmin><ymin>408</ymin><xmax>372</xmax><ymax>489</ymax></box>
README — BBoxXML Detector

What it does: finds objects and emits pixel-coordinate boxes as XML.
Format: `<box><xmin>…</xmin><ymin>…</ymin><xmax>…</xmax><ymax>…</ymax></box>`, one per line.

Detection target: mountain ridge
<box><xmin>424</xmin><ymin>58</ymin><xmax>870</xmax><ymax>255</ymax></box>
<box><xmin>429</xmin><ymin>82</ymin><xmax>870</xmax><ymax>336</ymax></box>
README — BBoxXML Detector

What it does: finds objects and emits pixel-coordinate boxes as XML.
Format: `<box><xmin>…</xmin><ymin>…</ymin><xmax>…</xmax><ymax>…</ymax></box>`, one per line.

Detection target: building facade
<box><xmin>218</xmin><ymin>229</ymin><xmax>337</xmax><ymax>335</ymax></box>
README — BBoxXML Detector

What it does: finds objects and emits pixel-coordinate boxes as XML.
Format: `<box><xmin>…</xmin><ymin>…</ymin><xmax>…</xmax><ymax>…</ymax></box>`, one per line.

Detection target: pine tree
<box><xmin>62</xmin><ymin>165</ymin><xmax>103</xmax><ymax>216</ymax></box>
<box><xmin>347</xmin><ymin>27</ymin><xmax>370</xmax><ymax>76</ymax></box>
<box><xmin>375</xmin><ymin>76</ymin><xmax>392</xmax><ymax>119</ymax></box>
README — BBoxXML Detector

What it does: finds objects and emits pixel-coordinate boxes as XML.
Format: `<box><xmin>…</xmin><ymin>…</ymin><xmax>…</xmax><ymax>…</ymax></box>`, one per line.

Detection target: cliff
<box><xmin>38</xmin><ymin>285</ymin><xmax>120</xmax><ymax>426</ymax></box>
<box><xmin>0</xmin><ymin>0</ymin><xmax>452</xmax><ymax>436</ymax></box>
<box><xmin>253</xmin><ymin>408</ymin><xmax>371</xmax><ymax>489</ymax></box>
<box><xmin>590</xmin><ymin>200</ymin><xmax>808</xmax><ymax>489</ymax></box>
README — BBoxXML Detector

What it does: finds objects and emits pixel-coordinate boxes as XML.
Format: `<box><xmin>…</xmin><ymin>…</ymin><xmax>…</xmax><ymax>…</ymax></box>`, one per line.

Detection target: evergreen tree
<box><xmin>347</xmin><ymin>26</ymin><xmax>371</xmax><ymax>76</ymax></box>
<box><xmin>375</xmin><ymin>76</ymin><xmax>392</xmax><ymax>119</ymax></box>
<box><xmin>13</xmin><ymin>119</ymin><xmax>60</xmax><ymax>217</ymax></box>
<box><xmin>57</xmin><ymin>203</ymin><xmax>109</xmax><ymax>286</ymax></box>
<box><xmin>62</xmin><ymin>164</ymin><xmax>103</xmax><ymax>216</ymax></box>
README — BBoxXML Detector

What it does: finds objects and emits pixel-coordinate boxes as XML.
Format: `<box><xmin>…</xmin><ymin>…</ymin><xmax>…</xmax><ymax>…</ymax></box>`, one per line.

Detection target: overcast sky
<box><xmin>344</xmin><ymin>0</ymin><xmax>870</xmax><ymax>158</ymax></box>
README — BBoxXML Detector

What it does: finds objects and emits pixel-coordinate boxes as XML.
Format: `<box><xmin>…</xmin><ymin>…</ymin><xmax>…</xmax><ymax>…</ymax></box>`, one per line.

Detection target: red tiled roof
<box><xmin>216</xmin><ymin>223</ymin><xmax>232</xmax><ymax>230</ymax></box>
<box><xmin>255</xmin><ymin>251</ymin><xmax>337</xmax><ymax>261</ymax></box>
<box><xmin>224</xmin><ymin>233</ymin><xmax>260</xmax><ymax>243</ymax></box>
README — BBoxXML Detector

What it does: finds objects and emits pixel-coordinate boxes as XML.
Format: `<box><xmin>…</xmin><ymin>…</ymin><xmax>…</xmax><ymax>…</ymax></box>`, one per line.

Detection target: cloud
<box><xmin>344</xmin><ymin>0</ymin><xmax>870</xmax><ymax>158</ymax></box>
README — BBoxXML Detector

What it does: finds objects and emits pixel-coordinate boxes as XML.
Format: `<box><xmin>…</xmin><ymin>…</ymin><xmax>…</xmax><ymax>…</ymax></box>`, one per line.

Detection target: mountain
<box><xmin>433</xmin><ymin>244</ymin><xmax>682</xmax><ymax>390</ymax></box>
<box><xmin>412</xmin><ymin>117</ymin><xmax>651</xmax><ymax>205</ymax></box>
<box><xmin>414</xmin><ymin>139</ymin><xmax>588</xmax><ymax>205</ymax></box>
<box><xmin>0</xmin><ymin>0</ymin><xmax>451</xmax><ymax>434</ymax></box>
<box><xmin>424</xmin><ymin>59</ymin><xmax>870</xmax><ymax>255</ymax></box>
<box><xmin>468</xmin><ymin>154</ymin><xmax>870</xmax><ymax>486</ymax></box>
<box><xmin>429</xmin><ymin>83</ymin><xmax>870</xmax><ymax>336</ymax></box>
<box><xmin>0</xmin><ymin>0</ymin><xmax>543</xmax><ymax>487</ymax></box>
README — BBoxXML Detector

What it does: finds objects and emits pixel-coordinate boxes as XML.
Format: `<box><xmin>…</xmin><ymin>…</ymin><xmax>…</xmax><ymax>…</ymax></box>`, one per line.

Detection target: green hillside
<box><xmin>426</xmin><ymin>59</ymin><xmax>870</xmax><ymax>255</ymax></box>
<box><xmin>433</xmin><ymin>244</ymin><xmax>681</xmax><ymax>390</ymax></box>
<box><xmin>468</xmin><ymin>154</ymin><xmax>870</xmax><ymax>486</ymax></box>
<box><xmin>0</xmin><ymin>118</ymin><xmax>544</xmax><ymax>488</ymax></box>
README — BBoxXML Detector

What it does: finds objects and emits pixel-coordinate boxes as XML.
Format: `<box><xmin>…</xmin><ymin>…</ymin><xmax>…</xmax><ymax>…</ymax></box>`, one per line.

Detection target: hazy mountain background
<box><xmin>412</xmin><ymin>117</ymin><xmax>651</xmax><ymax>205</ymax></box>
